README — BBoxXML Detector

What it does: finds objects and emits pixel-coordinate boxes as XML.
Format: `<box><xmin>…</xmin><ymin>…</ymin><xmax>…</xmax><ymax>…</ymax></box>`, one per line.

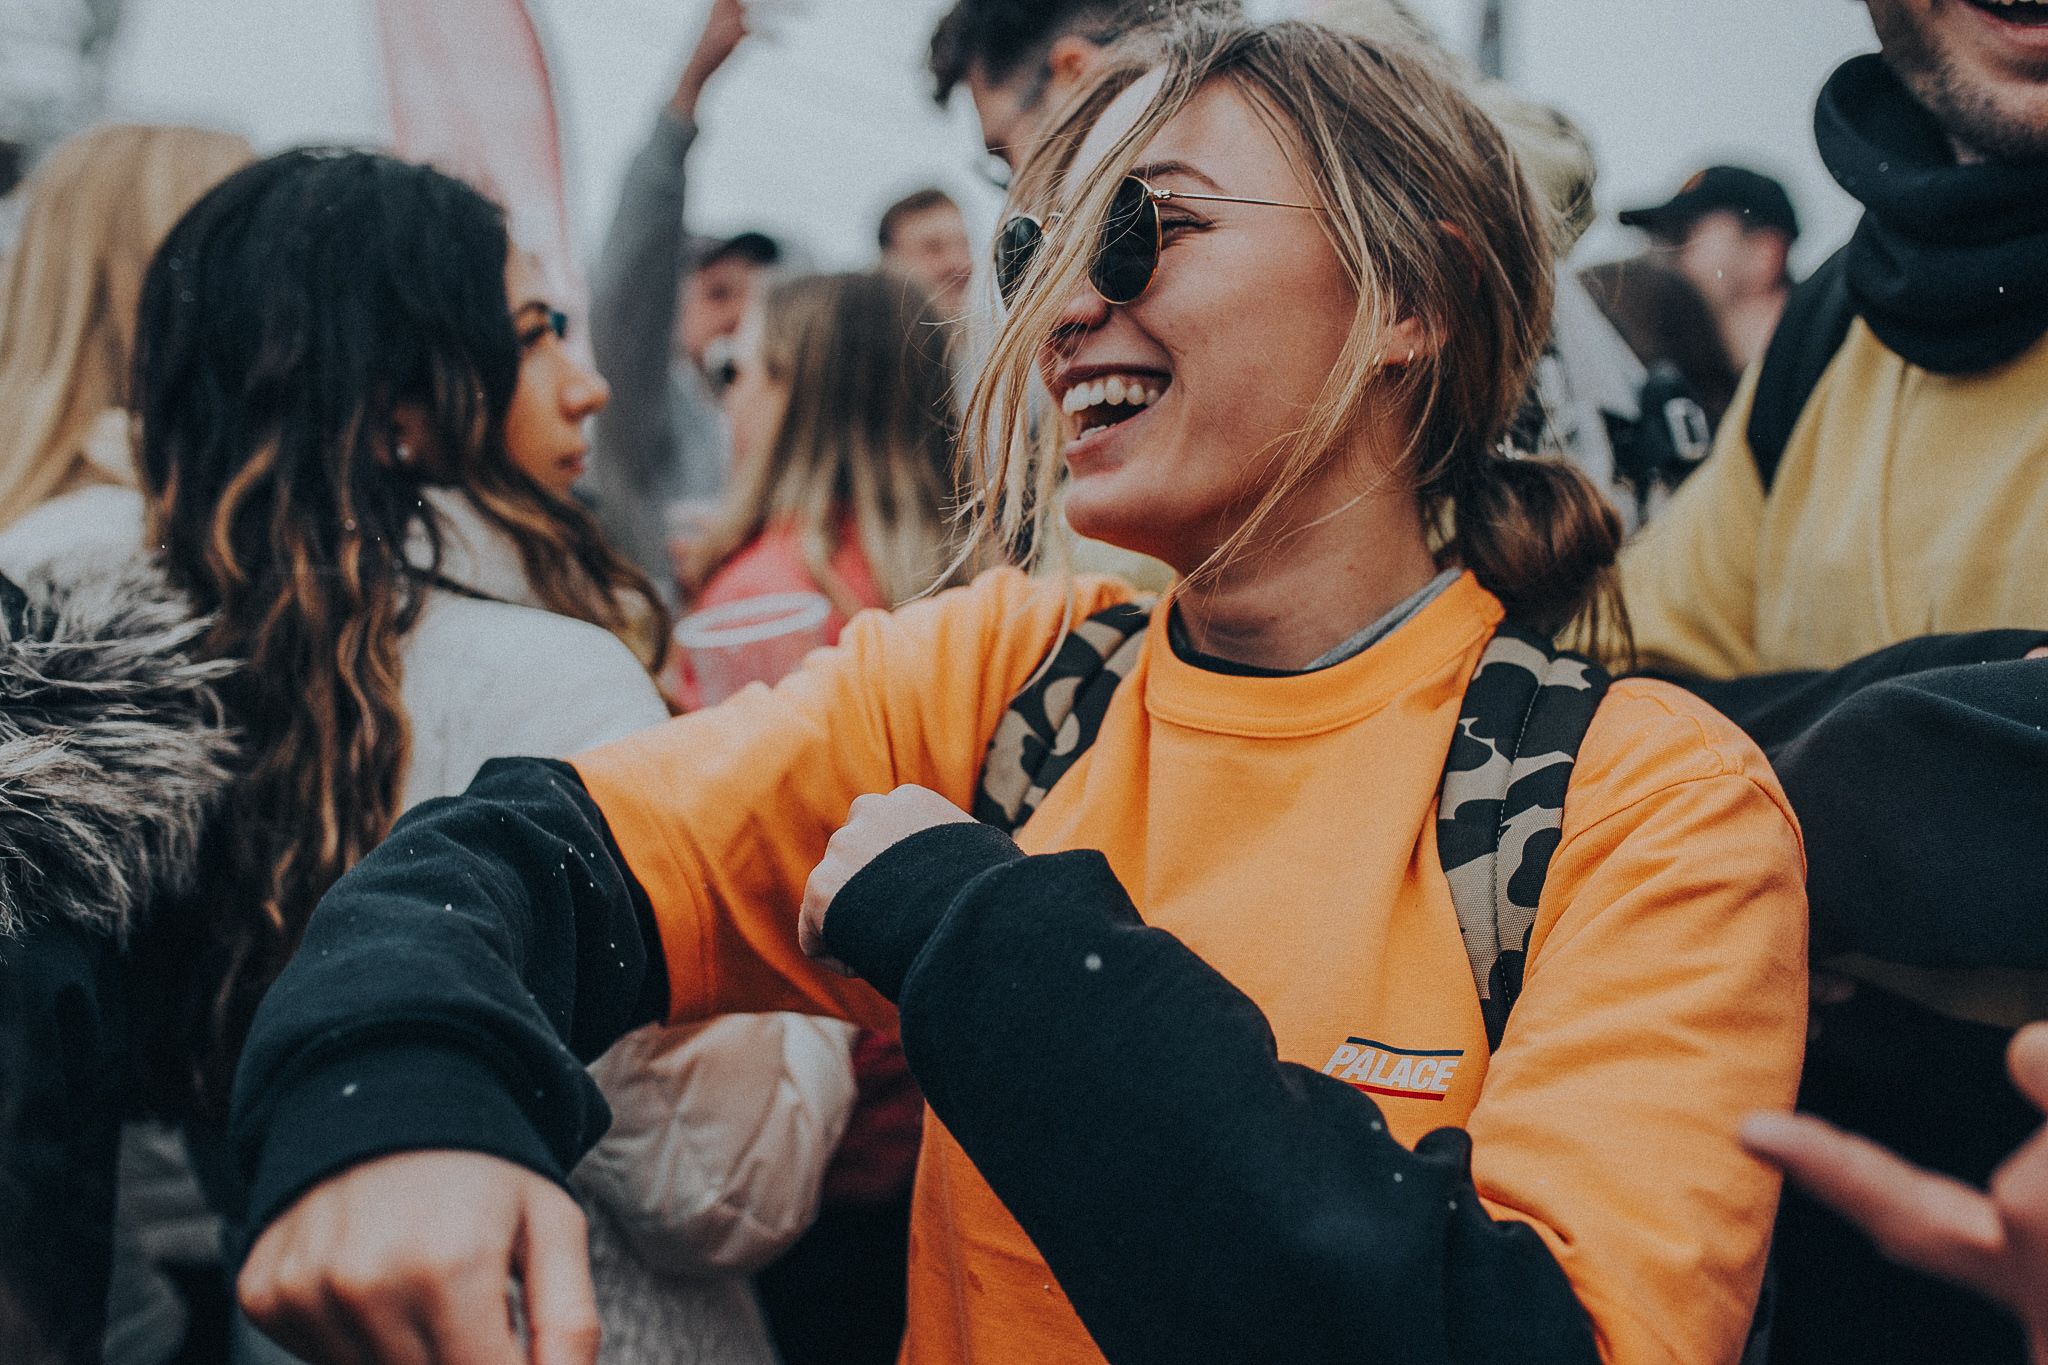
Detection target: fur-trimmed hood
<box><xmin>0</xmin><ymin>557</ymin><xmax>237</xmax><ymax>944</ymax></box>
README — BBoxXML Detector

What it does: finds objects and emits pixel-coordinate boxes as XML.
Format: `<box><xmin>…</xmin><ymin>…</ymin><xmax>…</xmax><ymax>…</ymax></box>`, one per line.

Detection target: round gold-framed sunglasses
<box><xmin>994</xmin><ymin>174</ymin><xmax>1324</xmax><ymax>307</ymax></box>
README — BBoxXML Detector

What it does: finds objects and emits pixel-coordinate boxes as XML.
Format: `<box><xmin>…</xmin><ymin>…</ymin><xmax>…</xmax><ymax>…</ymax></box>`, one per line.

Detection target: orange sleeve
<box><xmin>1464</xmin><ymin>679</ymin><xmax>1808</xmax><ymax>1365</ymax></box>
<box><xmin>572</xmin><ymin>567</ymin><xmax>1135</xmax><ymax>1034</ymax></box>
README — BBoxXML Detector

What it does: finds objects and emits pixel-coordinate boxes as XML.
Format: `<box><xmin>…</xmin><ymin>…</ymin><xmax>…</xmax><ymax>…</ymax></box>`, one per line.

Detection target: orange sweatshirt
<box><xmin>574</xmin><ymin>566</ymin><xmax>1808</xmax><ymax>1365</ymax></box>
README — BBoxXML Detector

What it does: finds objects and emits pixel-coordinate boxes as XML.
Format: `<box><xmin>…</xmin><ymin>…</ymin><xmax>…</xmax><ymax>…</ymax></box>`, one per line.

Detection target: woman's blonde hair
<box><xmin>0</xmin><ymin>124</ymin><xmax>252</xmax><ymax>532</ymax></box>
<box><xmin>964</xmin><ymin>18</ymin><xmax>1626</xmax><ymax>644</ymax></box>
<box><xmin>687</xmin><ymin>271</ymin><xmax>968</xmax><ymax>617</ymax></box>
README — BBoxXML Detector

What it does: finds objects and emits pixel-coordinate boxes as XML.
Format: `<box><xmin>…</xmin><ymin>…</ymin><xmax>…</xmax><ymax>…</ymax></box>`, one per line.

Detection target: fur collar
<box><xmin>0</xmin><ymin>557</ymin><xmax>237</xmax><ymax>944</ymax></box>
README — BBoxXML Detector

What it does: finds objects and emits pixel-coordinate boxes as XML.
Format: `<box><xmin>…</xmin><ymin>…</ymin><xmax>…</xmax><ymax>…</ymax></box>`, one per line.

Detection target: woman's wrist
<box><xmin>825</xmin><ymin>822</ymin><xmax>1024</xmax><ymax>1001</ymax></box>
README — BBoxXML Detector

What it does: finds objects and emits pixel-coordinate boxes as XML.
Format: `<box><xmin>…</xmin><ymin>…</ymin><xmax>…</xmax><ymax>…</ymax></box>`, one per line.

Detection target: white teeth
<box><xmin>1062</xmin><ymin>375</ymin><xmax>1167</xmax><ymax>420</ymax></box>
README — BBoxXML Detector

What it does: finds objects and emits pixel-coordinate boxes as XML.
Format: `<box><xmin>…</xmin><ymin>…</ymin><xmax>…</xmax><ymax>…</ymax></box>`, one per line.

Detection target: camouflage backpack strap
<box><xmin>973</xmin><ymin>599</ymin><xmax>1155</xmax><ymax>834</ymax></box>
<box><xmin>1437</xmin><ymin>624</ymin><xmax>1611</xmax><ymax>1051</ymax></box>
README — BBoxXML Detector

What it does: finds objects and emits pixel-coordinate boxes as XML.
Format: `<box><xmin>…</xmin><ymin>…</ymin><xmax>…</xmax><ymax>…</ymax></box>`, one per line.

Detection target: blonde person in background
<box><xmin>673</xmin><ymin>271</ymin><xmax>971</xmax><ymax>709</ymax></box>
<box><xmin>0</xmin><ymin>125</ymin><xmax>252</xmax><ymax>582</ymax></box>
<box><xmin>0</xmin><ymin>122</ymin><xmax>251</xmax><ymax>1365</ymax></box>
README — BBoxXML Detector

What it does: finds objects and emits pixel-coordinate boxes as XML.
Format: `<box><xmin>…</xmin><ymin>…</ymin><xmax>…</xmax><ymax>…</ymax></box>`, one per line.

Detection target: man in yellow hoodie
<box><xmin>1622</xmin><ymin>0</ymin><xmax>2048</xmax><ymax>677</ymax></box>
<box><xmin>1621</xmin><ymin>3</ymin><xmax>2048</xmax><ymax>1360</ymax></box>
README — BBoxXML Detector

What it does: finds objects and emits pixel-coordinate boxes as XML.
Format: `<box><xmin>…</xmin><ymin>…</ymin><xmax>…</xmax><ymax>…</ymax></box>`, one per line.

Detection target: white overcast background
<box><xmin>95</xmin><ymin>0</ymin><xmax>1878</xmax><ymax>275</ymax></box>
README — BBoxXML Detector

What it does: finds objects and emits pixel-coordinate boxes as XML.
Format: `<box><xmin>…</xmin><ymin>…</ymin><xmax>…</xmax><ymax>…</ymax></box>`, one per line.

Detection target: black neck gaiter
<box><xmin>1817</xmin><ymin>53</ymin><xmax>2048</xmax><ymax>375</ymax></box>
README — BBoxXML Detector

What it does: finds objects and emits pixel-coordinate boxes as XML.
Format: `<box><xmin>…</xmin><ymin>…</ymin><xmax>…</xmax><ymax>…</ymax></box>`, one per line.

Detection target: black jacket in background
<box><xmin>0</xmin><ymin>562</ymin><xmax>237</xmax><ymax>1364</ymax></box>
<box><xmin>1671</xmin><ymin>629</ymin><xmax>2048</xmax><ymax>967</ymax></box>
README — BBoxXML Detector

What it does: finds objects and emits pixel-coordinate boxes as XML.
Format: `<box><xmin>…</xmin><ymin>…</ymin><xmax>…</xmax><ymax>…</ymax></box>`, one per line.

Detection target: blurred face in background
<box><xmin>966</xmin><ymin>32</ymin><xmax>1112</xmax><ymax>171</ymax></box>
<box><xmin>677</xmin><ymin>254</ymin><xmax>765</xmax><ymax>371</ymax></box>
<box><xmin>1671</xmin><ymin>211</ymin><xmax>1789</xmax><ymax>308</ymax></box>
<box><xmin>503</xmin><ymin>252</ymin><xmax>609</xmax><ymax>496</ymax></box>
<box><xmin>1863</xmin><ymin>0</ymin><xmax>2048</xmax><ymax>160</ymax></box>
<box><xmin>720</xmin><ymin>304</ymin><xmax>789</xmax><ymax>473</ymax></box>
<box><xmin>882</xmin><ymin>200</ymin><xmax>976</xmax><ymax>317</ymax></box>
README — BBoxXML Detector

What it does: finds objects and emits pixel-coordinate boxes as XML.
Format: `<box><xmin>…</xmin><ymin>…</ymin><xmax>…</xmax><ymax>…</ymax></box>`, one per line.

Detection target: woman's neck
<box><xmin>1169</xmin><ymin>494</ymin><xmax>1441</xmax><ymax>672</ymax></box>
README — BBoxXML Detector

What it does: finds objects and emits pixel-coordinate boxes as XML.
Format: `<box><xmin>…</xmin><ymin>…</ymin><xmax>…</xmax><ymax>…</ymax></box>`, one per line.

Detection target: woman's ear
<box><xmin>1375</xmin><ymin>314</ymin><xmax>1432</xmax><ymax>370</ymax></box>
<box><xmin>382</xmin><ymin>403</ymin><xmax>447</xmax><ymax>478</ymax></box>
<box><xmin>1045</xmin><ymin>35</ymin><xmax>1101</xmax><ymax>104</ymax></box>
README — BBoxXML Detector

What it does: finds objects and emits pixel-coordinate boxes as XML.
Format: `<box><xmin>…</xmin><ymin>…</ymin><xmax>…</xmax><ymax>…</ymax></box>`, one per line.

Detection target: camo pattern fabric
<box><xmin>1437</xmin><ymin>625</ymin><xmax>1610</xmax><ymax>1049</ymax></box>
<box><xmin>973</xmin><ymin>599</ymin><xmax>1154</xmax><ymax>832</ymax></box>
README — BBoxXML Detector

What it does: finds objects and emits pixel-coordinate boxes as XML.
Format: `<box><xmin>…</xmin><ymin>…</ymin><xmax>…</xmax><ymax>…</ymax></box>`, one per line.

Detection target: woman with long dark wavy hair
<box><xmin>126</xmin><ymin>150</ymin><xmax>671</xmax><ymax>1122</ymax></box>
<box><xmin>122</xmin><ymin>150</ymin><xmax>851</xmax><ymax>1364</ymax></box>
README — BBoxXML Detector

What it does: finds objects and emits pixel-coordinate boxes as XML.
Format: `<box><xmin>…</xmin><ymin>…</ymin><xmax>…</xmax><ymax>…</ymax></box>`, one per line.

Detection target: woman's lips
<box><xmin>1063</xmin><ymin>396</ymin><xmax>1156</xmax><ymax>472</ymax></box>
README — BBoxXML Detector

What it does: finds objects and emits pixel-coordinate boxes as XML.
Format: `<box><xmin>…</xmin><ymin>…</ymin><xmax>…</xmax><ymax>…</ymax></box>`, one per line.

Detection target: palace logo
<box><xmin>1320</xmin><ymin>1038</ymin><xmax>1464</xmax><ymax>1102</ymax></box>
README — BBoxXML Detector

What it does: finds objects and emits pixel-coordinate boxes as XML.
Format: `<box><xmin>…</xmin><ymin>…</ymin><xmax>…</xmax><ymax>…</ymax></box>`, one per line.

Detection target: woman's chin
<box><xmin>1063</xmin><ymin>483</ymin><xmax>1167</xmax><ymax>562</ymax></box>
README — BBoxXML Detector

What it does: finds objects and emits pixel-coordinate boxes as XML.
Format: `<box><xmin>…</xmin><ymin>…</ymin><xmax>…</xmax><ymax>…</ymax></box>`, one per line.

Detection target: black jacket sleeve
<box><xmin>823</xmin><ymin>823</ymin><xmax>1600</xmax><ymax>1365</ymax></box>
<box><xmin>1662</xmin><ymin>628</ymin><xmax>2048</xmax><ymax>753</ymax></box>
<box><xmin>1767</xmin><ymin>659</ymin><xmax>2048</xmax><ymax>966</ymax></box>
<box><xmin>1662</xmin><ymin>631</ymin><xmax>2048</xmax><ymax>967</ymax></box>
<box><xmin>227</xmin><ymin>758</ymin><xmax>667</xmax><ymax>1249</ymax></box>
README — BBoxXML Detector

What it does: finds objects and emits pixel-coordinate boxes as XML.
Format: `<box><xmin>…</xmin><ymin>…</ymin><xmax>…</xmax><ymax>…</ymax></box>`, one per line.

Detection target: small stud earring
<box><xmin>1407</xmin><ymin>348</ymin><xmax>1417</xmax><ymax>364</ymax></box>
<box><xmin>395</xmin><ymin>442</ymin><xmax>413</xmax><ymax>466</ymax></box>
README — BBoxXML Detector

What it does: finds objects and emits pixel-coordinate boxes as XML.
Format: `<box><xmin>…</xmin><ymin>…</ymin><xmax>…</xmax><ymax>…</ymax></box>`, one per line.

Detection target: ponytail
<box><xmin>1437</xmin><ymin>451</ymin><xmax>1631</xmax><ymax>658</ymax></box>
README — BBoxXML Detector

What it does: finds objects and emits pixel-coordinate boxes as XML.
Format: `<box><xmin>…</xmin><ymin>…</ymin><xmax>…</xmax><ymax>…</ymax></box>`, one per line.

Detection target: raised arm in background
<box><xmin>584</xmin><ymin>0</ymin><xmax>748</xmax><ymax>597</ymax></box>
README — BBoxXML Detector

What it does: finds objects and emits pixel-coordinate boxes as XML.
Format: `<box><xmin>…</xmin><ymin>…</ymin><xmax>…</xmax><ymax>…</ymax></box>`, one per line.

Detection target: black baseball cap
<box><xmin>1620</xmin><ymin>166</ymin><xmax>1799</xmax><ymax>242</ymax></box>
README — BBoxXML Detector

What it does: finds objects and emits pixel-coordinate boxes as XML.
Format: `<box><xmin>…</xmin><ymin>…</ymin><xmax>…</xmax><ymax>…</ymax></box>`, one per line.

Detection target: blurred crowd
<box><xmin>3</xmin><ymin>1</ymin><xmax>2048</xmax><ymax>1364</ymax></box>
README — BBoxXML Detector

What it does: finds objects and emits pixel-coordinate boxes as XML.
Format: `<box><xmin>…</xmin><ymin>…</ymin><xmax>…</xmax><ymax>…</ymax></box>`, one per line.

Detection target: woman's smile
<box><xmin>1055</xmin><ymin>365</ymin><xmax>1173</xmax><ymax>471</ymax></box>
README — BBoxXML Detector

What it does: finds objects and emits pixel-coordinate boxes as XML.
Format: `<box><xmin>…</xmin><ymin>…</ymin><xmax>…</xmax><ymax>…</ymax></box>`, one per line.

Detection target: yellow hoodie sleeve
<box><xmin>571</xmin><ymin>567</ymin><xmax>1134</xmax><ymax>1032</ymax></box>
<box><xmin>1617</xmin><ymin>370</ymin><xmax>1769</xmax><ymax>680</ymax></box>
<box><xmin>1467</xmin><ymin>678</ymin><xmax>1808</xmax><ymax>1365</ymax></box>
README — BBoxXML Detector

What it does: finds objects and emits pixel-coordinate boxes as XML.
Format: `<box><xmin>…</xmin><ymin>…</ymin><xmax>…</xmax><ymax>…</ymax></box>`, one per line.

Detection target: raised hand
<box><xmin>239</xmin><ymin>1149</ymin><xmax>600</xmax><ymax>1365</ymax></box>
<box><xmin>671</xmin><ymin>0</ymin><xmax>750</xmax><ymax>119</ymax></box>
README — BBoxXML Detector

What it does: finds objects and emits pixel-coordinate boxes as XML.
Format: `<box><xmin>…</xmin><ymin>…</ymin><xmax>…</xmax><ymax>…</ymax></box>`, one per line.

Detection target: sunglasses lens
<box><xmin>1092</xmin><ymin>177</ymin><xmax>1158</xmax><ymax>305</ymax></box>
<box><xmin>994</xmin><ymin>215</ymin><xmax>1043</xmax><ymax>306</ymax></box>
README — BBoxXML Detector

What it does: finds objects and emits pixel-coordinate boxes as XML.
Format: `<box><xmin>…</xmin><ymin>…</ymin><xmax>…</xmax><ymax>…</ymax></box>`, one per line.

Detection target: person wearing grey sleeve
<box><xmin>584</xmin><ymin>0</ymin><xmax>778</xmax><ymax>604</ymax></box>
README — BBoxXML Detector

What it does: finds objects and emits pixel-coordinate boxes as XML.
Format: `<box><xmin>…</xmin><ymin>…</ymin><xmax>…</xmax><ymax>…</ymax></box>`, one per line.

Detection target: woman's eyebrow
<box><xmin>1127</xmin><ymin>159</ymin><xmax>1226</xmax><ymax>193</ymax></box>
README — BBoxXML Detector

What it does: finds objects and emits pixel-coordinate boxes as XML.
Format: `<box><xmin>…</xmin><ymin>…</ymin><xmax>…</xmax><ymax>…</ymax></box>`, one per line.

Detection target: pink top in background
<box><xmin>666</xmin><ymin>515</ymin><xmax>884</xmax><ymax>710</ymax></box>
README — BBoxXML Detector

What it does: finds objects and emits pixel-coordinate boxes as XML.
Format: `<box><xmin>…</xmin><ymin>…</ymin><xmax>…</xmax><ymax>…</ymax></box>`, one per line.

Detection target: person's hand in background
<box><xmin>1744</xmin><ymin>1022</ymin><xmax>2048</xmax><ymax>1365</ymax></box>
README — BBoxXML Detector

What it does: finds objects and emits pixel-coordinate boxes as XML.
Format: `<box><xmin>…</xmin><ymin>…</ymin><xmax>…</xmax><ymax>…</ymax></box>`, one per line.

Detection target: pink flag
<box><xmin>373</xmin><ymin>0</ymin><xmax>589</xmax><ymax>356</ymax></box>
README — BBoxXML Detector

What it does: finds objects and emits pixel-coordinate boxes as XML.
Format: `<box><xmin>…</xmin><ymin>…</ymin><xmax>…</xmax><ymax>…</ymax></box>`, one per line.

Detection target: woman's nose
<box><xmin>1049</xmin><ymin>271</ymin><xmax>1111</xmax><ymax>347</ymax></box>
<box><xmin>564</xmin><ymin>360</ymin><xmax>610</xmax><ymax>419</ymax></box>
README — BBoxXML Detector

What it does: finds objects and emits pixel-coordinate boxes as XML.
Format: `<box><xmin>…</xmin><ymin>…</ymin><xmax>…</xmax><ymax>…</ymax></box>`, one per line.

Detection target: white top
<box><xmin>396</xmin><ymin>592</ymin><xmax>668</xmax><ymax>808</ymax></box>
<box><xmin>0</xmin><ymin>484</ymin><xmax>147</xmax><ymax>584</ymax></box>
<box><xmin>392</xmin><ymin>485</ymin><xmax>675</xmax><ymax>808</ymax></box>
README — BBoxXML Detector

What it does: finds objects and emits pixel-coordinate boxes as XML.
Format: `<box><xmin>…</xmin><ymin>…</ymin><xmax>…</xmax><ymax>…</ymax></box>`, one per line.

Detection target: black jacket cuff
<box><xmin>237</xmin><ymin>1044</ymin><xmax>578</xmax><ymax>1259</ymax></box>
<box><xmin>823</xmin><ymin>821</ymin><xmax>1024</xmax><ymax>1001</ymax></box>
